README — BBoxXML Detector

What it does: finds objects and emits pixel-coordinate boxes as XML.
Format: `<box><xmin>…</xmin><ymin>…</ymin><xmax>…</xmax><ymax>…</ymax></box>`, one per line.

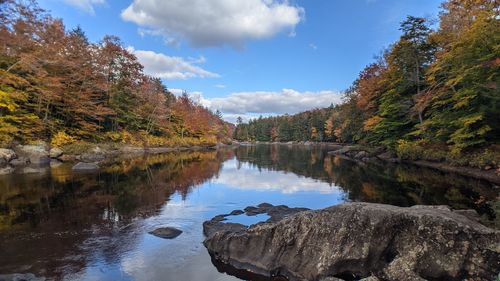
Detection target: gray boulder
<box><xmin>0</xmin><ymin>148</ymin><xmax>16</xmax><ymax>164</ymax></box>
<box><xmin>203</xmin><ymin>203</ymin><xmax>499</xmax><ymax>281</ymax></box>
<box><xmin>15</xmin><ymin>144</ymin><xmax>50</xmax><ymax>165</ymax></box>
<box><xmin>72</xmin><ymin>162</ymin><xmax>99</xmax><ymax>171</ymax></box>
<box><xmin>49</xmin><ymin>147</ymin><xmax>63</xmax><ymax>158</ymax></box>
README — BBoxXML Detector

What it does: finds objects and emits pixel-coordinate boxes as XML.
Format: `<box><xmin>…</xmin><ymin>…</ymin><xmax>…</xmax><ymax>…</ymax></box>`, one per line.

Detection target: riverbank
<box><xmin>0</xmin><ymin>141</ymin><xmax>238</xmax><ymax>175</ymax></box>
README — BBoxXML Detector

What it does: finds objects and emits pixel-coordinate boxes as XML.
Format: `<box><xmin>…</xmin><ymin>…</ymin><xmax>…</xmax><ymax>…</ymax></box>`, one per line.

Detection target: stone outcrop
<box><xmin>203</xmin><ymin>203</ymin><xmax>499</xmax><ymax>281</ymax></box>
<box><xmin>14</xmin><ymin>144</ymin><xmax>50</xmax><ymax>165</ymax></box>
<box><xmin>0</xmin><ymin>148</ymin><xmax>16</xmax><ymax>165</ymax></box>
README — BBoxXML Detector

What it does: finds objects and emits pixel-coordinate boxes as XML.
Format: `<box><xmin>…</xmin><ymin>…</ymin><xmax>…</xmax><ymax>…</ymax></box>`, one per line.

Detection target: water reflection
<box><xmin>0</xmin><ymin>150</ymin><xmax>232</xmax><ymax>280</ymax></box>
<box><xmin>0</xmin><ymin>145</ymin><xmax>497</xmax><ymax>280</ymax></box>
<box><xmin>235</xmin><ymin>145</ymin><xmax>497</xmax><ymax>219</ymax></box>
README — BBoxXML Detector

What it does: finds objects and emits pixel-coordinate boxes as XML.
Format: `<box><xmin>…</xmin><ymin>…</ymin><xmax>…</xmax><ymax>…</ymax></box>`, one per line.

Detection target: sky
<box><xmin>38</xmin><ymin>0</ymin><xmax>442</xmax><ymax>123</ymax></box>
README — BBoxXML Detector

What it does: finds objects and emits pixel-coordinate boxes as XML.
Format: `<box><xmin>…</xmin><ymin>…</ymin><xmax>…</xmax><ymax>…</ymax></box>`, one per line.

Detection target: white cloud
<box><xmin>309</xmin><ymin>43</ymin><xmax>318</xmax><ymax>50</ymax></box>
<box><xmin>206</xmin><ymin>89</ymin><xmax>341</xmax><ymax>115</ymax></box>
<box><xmin>127</xmin><ymin>47</ymin><xmax>219</xmax><ymax>80</ymax></box>
<box><xmin>62</xmin><ymin>0</ymin><xmax>105</xmax><ymax>15</ymax></box>
<box><xmin>121</xmin><ymin>0</ymin><xmax>305</xmax><ymax>47</ymax></box>
<box><xmin>170</xmin><ymin>88</ymin><xmax>341</xmax><ymax>123</ymax></box>
<box><xmin>214</xmin><ymin>84</ymin><xmax>226</xmax><ymax>89</ymax></box>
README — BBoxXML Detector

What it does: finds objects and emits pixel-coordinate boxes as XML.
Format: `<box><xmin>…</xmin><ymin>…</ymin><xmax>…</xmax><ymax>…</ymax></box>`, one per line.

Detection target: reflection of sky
<box><xmin>214</xmin><ymin>159</ymin><xmax>340</xmax><ymax>194</ymax></box>
<box><xmin>71</xmin><ymin>157</ymin><xmax>346</xmax><ymax>281</ymax></box>
<box><xmin>225</xmin><ymin>213</ymin><xmax>271</xmax><ymax>226</ymax></box>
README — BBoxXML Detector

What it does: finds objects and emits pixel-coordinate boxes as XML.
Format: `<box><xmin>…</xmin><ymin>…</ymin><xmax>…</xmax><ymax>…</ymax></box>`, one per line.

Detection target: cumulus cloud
<box><xmin>206</xmin><ymin>89</ymin><xmax>341</xmax><ymax>115</ymax></box>
<box><xmin>127</xmin><ymin>47</ymin><xmax>219</xmax><ymax>80</ymax></box>
<box><xmin>121</xmin><ymin>0</ymin><xmax>305</xmax><ymax>47</ymax></box>
<box><xmin>171</xmin><ymin>88</ymin><xmax>341</xmax><ymax>123</ymax></box>
<box><xmin>62</xmin><ymin>0</ymin><xmax>105</xmax><ymax>15</ymax></box>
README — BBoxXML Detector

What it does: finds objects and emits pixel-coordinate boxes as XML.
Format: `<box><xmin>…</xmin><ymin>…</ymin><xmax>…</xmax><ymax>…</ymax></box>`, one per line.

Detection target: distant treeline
<box><xmin>234</xmin><ymin>0</ymin><xmax>499</xmax><ymax>161</ymax></box>
<box><xmin>0</xmin><ymin>0</ymin><xmax>233</xmax><ymax>148</ymax></box>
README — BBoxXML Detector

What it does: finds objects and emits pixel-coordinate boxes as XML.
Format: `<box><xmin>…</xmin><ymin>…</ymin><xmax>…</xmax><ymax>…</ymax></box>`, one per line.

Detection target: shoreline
<box><xmin>0</xmin><ymin>142</ymin><xmax>238</xmax><ymax>175</ymax></box>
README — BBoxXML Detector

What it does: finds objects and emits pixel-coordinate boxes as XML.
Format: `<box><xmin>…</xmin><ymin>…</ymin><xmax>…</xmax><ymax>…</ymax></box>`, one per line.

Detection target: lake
<box><xmin>0</xmin><ymin>144</ymin><xmax>497</xmax><ymax>281</ymax></box>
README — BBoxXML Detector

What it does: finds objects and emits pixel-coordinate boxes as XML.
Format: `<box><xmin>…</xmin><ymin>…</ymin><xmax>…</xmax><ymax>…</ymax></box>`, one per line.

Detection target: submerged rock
<box><xmin>203</xmin><ymin>203</ymin><xmax>499</xmax><ymax>281</ymax></box>
<box><xmin>72</xmin><ymin>162</ymin><xmax>99</xmax><ymax>171</ymax></box>
<box><xmin>149</xmin><ymin>227</ymin><xmax>183</xmax><ymax>239</ymax></box>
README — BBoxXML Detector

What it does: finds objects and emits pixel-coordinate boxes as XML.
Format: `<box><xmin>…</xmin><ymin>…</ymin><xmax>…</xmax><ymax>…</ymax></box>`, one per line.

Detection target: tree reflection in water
<box><xmin>0</xmin><ymin>150</ymin><xmax>231</xmax><ymax>279</ymax></box>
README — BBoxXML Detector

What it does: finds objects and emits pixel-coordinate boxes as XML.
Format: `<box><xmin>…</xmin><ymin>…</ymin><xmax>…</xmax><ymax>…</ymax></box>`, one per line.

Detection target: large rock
<box><xmin>49</xmin><ymin>147</ymin><xmax>63</xmax><ymax>158</ymax></box>
<box><xmin>203</xmin><ymin>203</ymin><xmax>499</xmax><ymax>281</ymax></box>
<box><xmin>14</xmin><ymin>144</ymin><xmax>50</xmax><ymax>165</ymax></box>
<box><xmin>0</xmin><ymin>148</ymin><xmax>16</xmax><ymax>164</ymax></box>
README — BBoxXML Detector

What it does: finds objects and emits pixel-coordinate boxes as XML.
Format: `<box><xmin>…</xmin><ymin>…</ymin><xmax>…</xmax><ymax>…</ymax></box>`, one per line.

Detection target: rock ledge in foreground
<box><xmin>203</xmin><ymin>203</ymin><xmax>499</xmax><ymax>281</ymax></box>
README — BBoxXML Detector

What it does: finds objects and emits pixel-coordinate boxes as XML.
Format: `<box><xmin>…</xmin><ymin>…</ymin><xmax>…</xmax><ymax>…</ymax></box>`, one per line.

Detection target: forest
<box><xmin>0</xmin><ymin>0</ymin><xmax>233</xmax><ymax>148</ymax></box>
<box><xmin>234</xmin><ymin>0</ymin><xmax>500</xmax><ymax>166</ymax></box>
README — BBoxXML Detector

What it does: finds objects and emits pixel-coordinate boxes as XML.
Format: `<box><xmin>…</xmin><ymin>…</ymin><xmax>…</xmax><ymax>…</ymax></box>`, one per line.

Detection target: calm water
<box><xmin>0</xmin><ymin>145</ymin><xmax>497</xmax><ymax>281</ymax></box>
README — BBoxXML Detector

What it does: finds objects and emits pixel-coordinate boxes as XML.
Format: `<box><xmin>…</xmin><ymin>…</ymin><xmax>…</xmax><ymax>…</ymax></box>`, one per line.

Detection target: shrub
<box><xmin>60</xmin><ymin>142</ymin><xmax>93</xmax><ymax>154</ymax></box>
<box><xmin>104</xmin><ymin>131</ymin><xmax>122</xmax><ymax>142</ymax></box>
<box><xmin>51</xmin><ymin>131</ymin><xmax>77</xmax><ymax>147</ymax></box>
<box><xmin>395</xmin><ymin>140</ymin><xmax>425</xmax><ymax>160</ymax></box>
<box><xmin>465</xmin><ymin>149</ymin><xmax>499</xmax><ymax>169</ymax></box>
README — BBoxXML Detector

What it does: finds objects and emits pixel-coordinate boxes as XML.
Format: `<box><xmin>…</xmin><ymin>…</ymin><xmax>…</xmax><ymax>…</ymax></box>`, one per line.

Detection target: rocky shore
<box><xmin>203</xmin><ymin>203</ymin><xmax>500</xmax><ymax>281</ymax></box>
<box><xmin>0</xmin><ymin>142</ymin><xmax>236</xmax><ymax>175</ymax></box>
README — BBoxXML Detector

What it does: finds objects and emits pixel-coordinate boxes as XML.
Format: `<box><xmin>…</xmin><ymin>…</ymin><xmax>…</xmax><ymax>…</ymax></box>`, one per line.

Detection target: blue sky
<box><xmin>38</xmin><ymin>0</ymin><xmax>442</xmax><ymax>122</ymax></box>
